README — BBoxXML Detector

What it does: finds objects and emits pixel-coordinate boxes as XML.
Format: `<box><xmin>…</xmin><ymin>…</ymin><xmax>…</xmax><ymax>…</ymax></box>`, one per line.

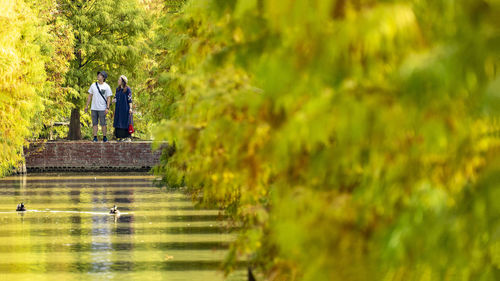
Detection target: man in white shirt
<box><xmin>84</xmin><ymin>71</ymin><xmax>113</xmax><ymax>142</ymax></box>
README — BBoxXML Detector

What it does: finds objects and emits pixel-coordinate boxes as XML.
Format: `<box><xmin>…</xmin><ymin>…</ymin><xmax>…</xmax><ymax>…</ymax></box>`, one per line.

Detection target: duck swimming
<box><xmin>109</xmin><ymin>205</ymin><xmax>120</xmax><ymax>215</ymax></box>
<box><xmin>16</xmin><ymin>202</ymin><xmax>26</xmax><ymax>211</ymax></box>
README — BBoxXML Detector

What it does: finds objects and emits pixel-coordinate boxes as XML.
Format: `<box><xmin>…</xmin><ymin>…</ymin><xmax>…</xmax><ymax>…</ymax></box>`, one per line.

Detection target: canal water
<box><xmin>0</xmin><ymin>174</ymin><xmax>245</xmax><ymax>281</ymax></box>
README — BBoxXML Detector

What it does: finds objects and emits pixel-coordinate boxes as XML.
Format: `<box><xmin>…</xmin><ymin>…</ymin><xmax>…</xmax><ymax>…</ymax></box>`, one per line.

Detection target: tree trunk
<box><xmin>68</xmin><ymin>108</ymin><xmax>81</xmax><ymax>140</ymax></box>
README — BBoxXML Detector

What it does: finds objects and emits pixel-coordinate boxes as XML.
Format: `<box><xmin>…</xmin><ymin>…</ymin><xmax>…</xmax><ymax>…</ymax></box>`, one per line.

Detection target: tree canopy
<box><xmin>59</xmin><ymin>0</ymin><xmax>149</xmax><ymax>139</ymax></box>
<box><xmin>1</xmin><ymin>0</ymin><xmax>499</xmax><ymax>280</ymax></box>
<box><xmin>147</xmin><ymin>0</ymin><xmax>500</xmax><ymax>280</ymax></box>
<box><xmin>0</xmin><ymin>0</ymin><xmax>73</xmax><ymax>176</ymax></box>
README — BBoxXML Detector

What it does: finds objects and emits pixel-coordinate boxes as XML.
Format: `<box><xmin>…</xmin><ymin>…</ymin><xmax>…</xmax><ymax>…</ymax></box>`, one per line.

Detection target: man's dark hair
<box><xmin>97</xmin><ymin>71</ymin><xmax>108</xmax><ymax>82</ymax></box>
<box><xmin>99</xmin><ymin>73</ymin><xmax>107</xmax><ymax>82</ymax></box>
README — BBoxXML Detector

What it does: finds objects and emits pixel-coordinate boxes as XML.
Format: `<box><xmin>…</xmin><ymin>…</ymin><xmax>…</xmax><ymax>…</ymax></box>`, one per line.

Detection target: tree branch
<box><xmin>79</xmin><ymin>54</ymin><xmax>97</xmax><ymax>69</ymax></box>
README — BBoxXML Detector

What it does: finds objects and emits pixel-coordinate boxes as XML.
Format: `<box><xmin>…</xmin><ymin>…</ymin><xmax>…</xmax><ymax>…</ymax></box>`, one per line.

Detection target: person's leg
<box><xmin>91</xmin><ymin>111</ymin><xmax>99</xmax><ymax>141</ymax></box>
<box><xmin>99</xmin><ymin>111</ymin><xmax>108</xmax><ymax>142</ymax></box>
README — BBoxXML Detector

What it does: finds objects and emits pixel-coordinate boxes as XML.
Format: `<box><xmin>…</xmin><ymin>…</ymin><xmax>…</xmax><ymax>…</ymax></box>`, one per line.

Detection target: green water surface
<box><xmin>0</xmin><ymin>174</ymin><xmax>245</xmax><ymax>281</ymax></box>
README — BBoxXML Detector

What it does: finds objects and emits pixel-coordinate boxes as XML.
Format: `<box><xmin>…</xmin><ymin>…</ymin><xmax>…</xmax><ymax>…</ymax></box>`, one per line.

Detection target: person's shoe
<box><xmin>103</xmin><ymin>136</ymin><xmax>108</xmax><ymax>143</ymax></box>
<box><xmin>124</xmin><ymin>138</ymin><xmax>131</xmax><ymax>142</ymax></box>
<box><xmin>93</xmin><ymin>136</ymin><xmax>98</xmax><ymax>142</ymax></box>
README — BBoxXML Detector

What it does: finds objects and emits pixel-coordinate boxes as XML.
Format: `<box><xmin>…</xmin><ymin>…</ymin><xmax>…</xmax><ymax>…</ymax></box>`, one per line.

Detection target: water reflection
<box><xmin>0</xmin><ymin>174</ymin><xmax>244</xmax><ymax>281</ymax></box>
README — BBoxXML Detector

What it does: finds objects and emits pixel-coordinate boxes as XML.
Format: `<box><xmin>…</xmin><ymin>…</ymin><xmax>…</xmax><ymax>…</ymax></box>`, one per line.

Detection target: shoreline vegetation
<box><xmin>1</xmin><ymin>0</ymin><xmax>500</xmax><ymax>280</ymax></box>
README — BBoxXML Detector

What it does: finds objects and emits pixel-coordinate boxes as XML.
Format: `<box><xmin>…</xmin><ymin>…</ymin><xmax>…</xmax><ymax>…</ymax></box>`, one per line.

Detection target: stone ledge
<box><xmin>24</xmin><ymin>141</ymin><xmax>166</xmax><ymax>173</ymax></box>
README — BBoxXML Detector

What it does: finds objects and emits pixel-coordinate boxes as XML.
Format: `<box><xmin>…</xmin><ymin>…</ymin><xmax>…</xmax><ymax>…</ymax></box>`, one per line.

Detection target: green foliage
<box><xmin>0</xmin><ymin>0</ymin><xmax>71</xmax><ymax>175</ymax></box>
<box><xmin>0</xmin><ymin>0</ymin><xmax>154</xmax><ymax>175</ymax></box>
<box><xmin>27</xmin><ymin>0</ymin><xmax>75</xmax><ymax>139</ymax></box>
<box><xmin>1</xmin><ymin>0</ymin><xmax>499</xmax><ymax>279</ymax></box>
<box><xmin>60</xmin><ymin>0</ymin><xmax>149</xmax><ymax>96</ymax></box>
<box><xmin>58</xmin><ymin>0</ymin><xmax>150</xmax><ymax>139</ymax></box>
<box><xmin>150</xmin><ymin>0</ymin><xmax>500</xmax><ymax>280</ymax></box>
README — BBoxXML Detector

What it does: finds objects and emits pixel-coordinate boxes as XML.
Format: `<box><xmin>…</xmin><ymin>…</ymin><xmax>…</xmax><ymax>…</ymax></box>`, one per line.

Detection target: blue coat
<box><xmin>113</xmin><ymin>86</ymin><xmax>132</xmax><ymax>129</ymax></box>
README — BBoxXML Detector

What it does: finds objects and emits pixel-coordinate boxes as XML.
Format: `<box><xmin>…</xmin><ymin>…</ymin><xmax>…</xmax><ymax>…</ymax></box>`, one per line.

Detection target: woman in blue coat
<box><xmin>113</xmin><ymin>75</ymin><xmax>133</xmax><ymax>141</ymax></box>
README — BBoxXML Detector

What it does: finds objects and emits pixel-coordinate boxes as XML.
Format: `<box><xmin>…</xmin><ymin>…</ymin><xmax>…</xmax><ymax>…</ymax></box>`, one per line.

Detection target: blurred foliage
<box><xmin>128</xmin><ymin>0</ymin><xmax>167</xmax><ymax>140</ymax></box>
<box><xmin>149</xmin><ymin>0</ymin><xmax>500</xmax><ymax>280</ymax></box>
<box><xmin>27</xmin><ymin>0</ymin><xmax>75</xmax><ymax>140</ymax></box>
<box><xmin>0</xmin><ymin>0</ymin><xmax>73</xmax><ymax>175</ymax></box>
<box><xmin>1</xmin><ymin>0</ymin><xmax>500</xmax><ymax>279</ymax></box>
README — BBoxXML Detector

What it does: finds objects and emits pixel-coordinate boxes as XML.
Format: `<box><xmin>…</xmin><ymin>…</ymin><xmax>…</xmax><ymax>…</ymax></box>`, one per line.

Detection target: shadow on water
<box><xmin>0</xmin><ymin>173</ymin><xmax>245</xmax><ymax>281</ymax></box>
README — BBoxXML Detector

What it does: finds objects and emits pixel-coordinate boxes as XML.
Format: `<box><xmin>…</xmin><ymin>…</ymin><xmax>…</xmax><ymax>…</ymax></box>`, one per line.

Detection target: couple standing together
<box><xmin>84</xmin><ymin>71</ymin><xmax>133</xmax><ymax>142</ymax></box>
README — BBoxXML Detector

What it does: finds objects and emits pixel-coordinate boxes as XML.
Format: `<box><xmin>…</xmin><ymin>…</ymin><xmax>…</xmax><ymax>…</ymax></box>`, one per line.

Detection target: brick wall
<box><xmin>24</xmin><ymin>141</ymin><xmax>165</xmax><ymax>172</ymax></box>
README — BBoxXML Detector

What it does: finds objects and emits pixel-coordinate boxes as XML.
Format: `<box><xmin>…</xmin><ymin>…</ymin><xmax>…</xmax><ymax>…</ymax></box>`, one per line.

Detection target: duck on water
<box><xmin>16</xmin><ymin>202</ymin><xmax>26</xmax><ymax>212</ymax></box>
<box><xmin>15</xmin><ymin>203</ymin><xmax>120</xmax><ymax>215</ymax></box>
<box><xmin>110</xmin><ymin>205</ymin><xmax>120</xmax><ymax>215</ymax></box>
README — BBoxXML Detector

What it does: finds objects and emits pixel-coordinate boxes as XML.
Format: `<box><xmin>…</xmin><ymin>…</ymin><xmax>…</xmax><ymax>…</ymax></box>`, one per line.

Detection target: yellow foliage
<box><xmin>0</xmin><ymin>0</ymin><xmax>53</xmax><ymax>175</ymax></box>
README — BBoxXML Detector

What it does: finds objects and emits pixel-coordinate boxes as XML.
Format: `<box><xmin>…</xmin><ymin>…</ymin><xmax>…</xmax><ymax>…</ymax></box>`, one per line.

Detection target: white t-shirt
<box><xmin>88</xmin><ymin>82</ymin><xmax>113</xmax><ymax>111</ymax></box>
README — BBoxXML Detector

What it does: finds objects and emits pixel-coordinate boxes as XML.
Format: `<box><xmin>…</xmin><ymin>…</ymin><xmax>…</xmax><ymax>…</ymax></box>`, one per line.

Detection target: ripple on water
<box><xmin>0</xmin><ymin>173</ymin><xmax>243</xmax><ymax>281</ymax></box>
